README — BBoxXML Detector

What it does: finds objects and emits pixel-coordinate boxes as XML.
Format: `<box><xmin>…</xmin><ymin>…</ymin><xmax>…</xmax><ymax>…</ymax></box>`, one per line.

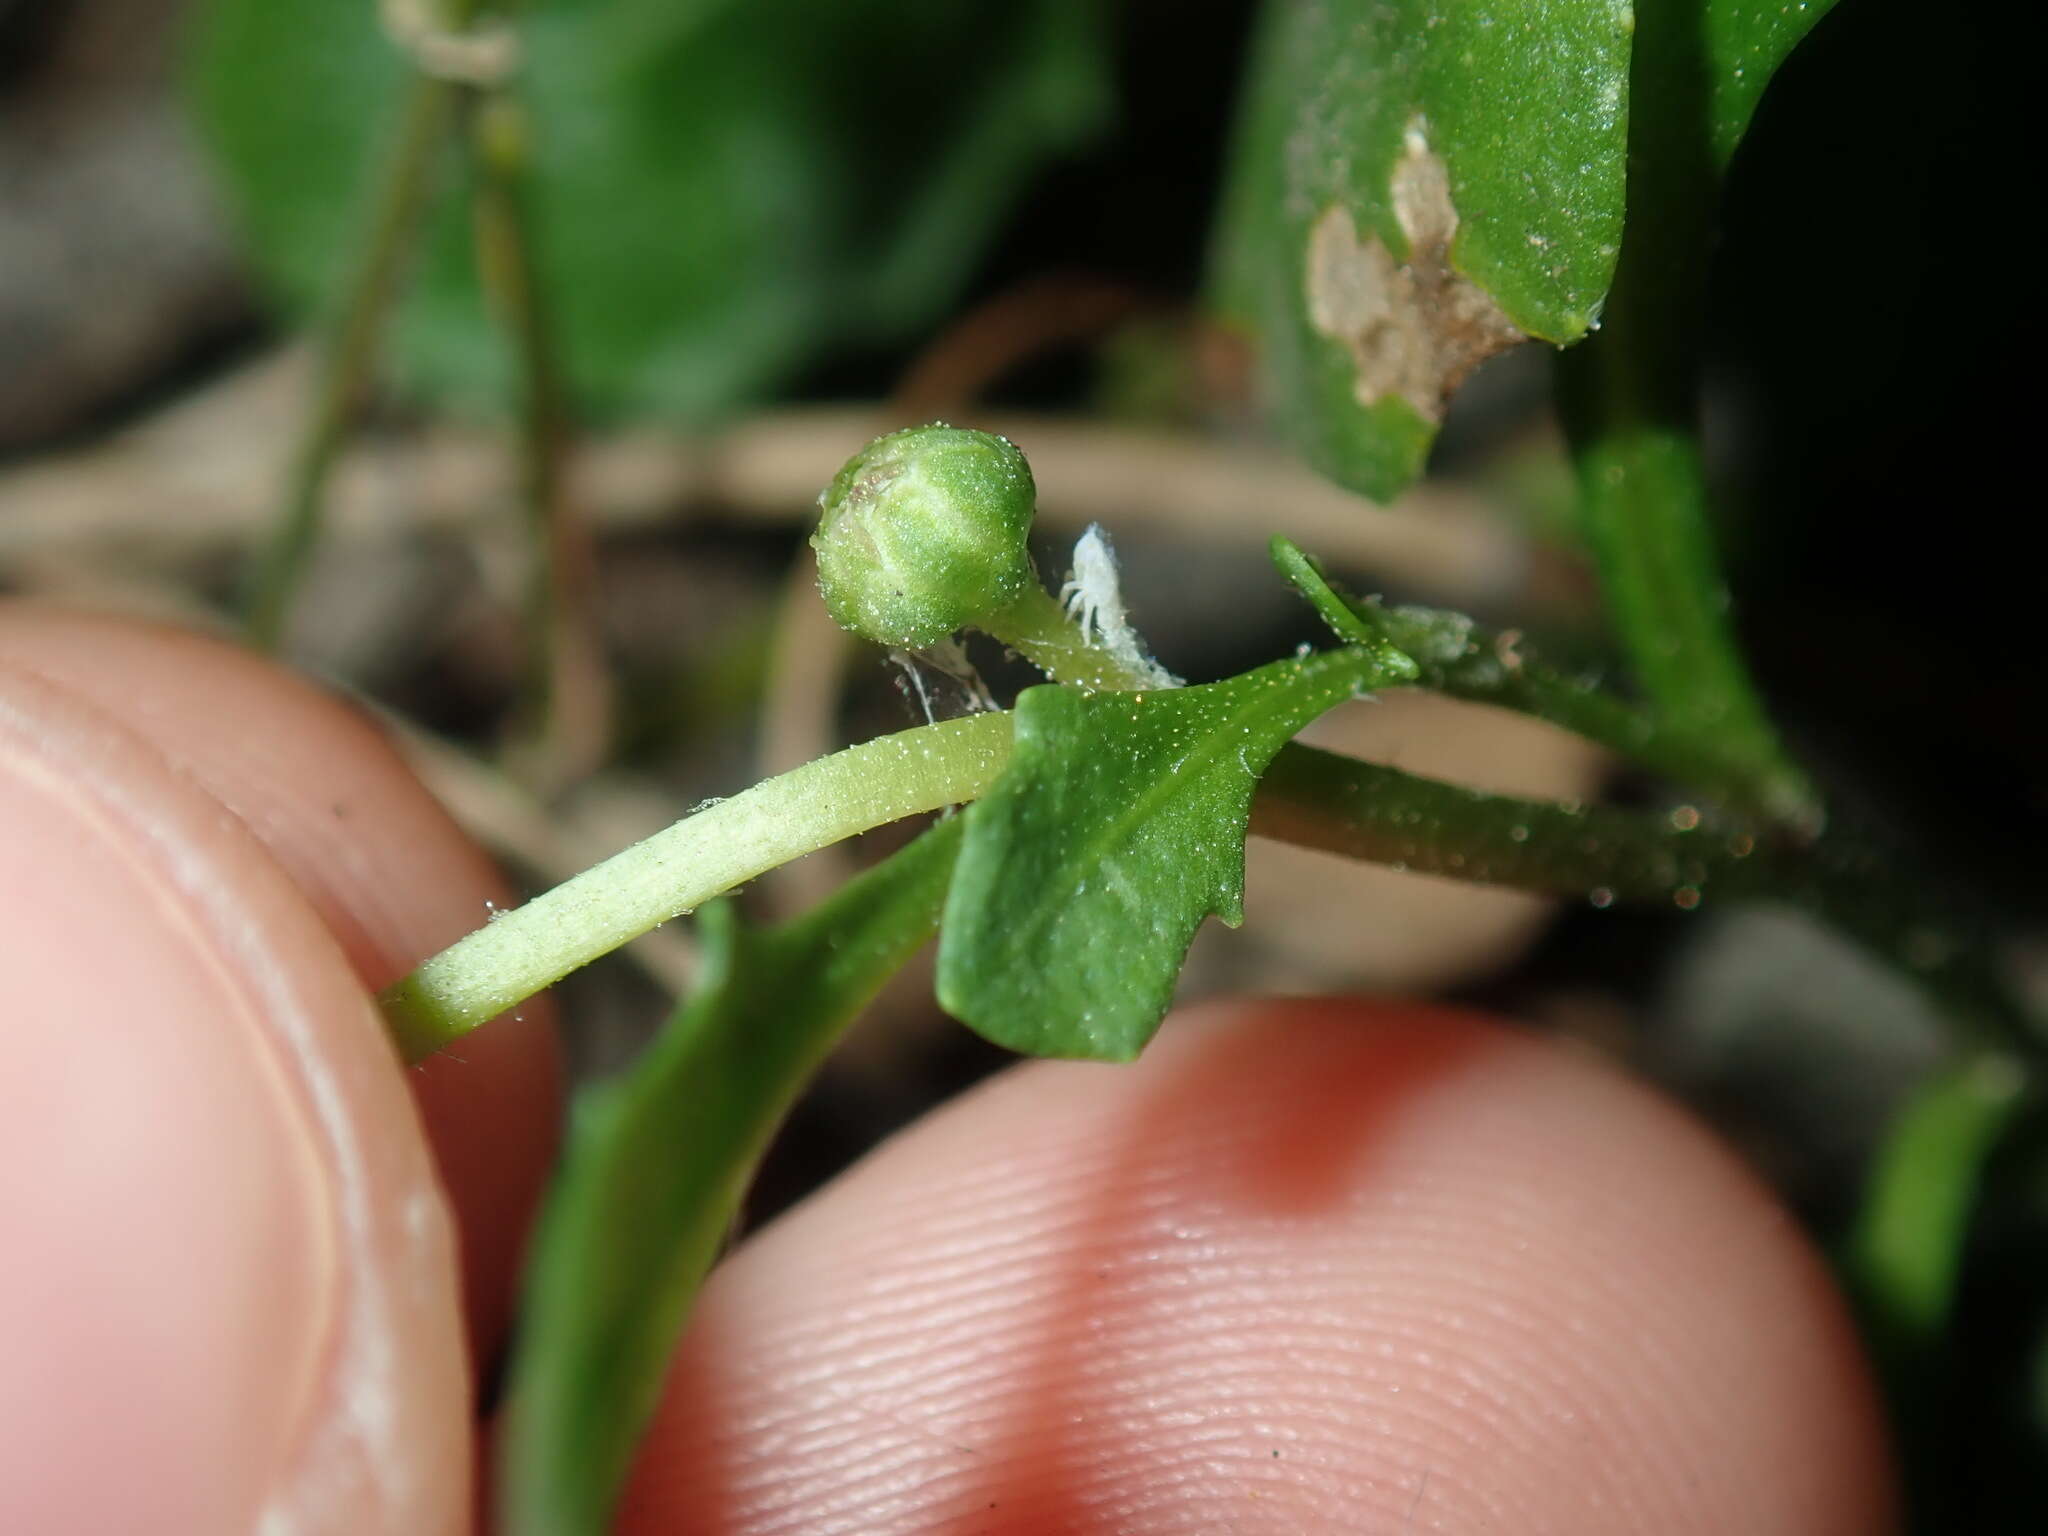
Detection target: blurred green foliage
<box><xmin>187</xmin><ymin>0</ymin><xmax>1111</xmax><ymax>418</ymax></box>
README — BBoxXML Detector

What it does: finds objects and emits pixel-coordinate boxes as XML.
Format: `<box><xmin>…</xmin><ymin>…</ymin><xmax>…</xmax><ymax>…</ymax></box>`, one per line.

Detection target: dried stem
<box><xmin>242</xmin><ymin>73</ymin><xmax>458</xmax><ymax>648</ymax></box>
<box><xmin>467</xmin><ymin>86</ymin><xmax>611</xmax><ymax>791</ymax></box>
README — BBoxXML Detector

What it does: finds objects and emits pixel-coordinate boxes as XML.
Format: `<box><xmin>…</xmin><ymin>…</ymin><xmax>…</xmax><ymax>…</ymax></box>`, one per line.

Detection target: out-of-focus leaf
<box><xmin>1209</xmin><ymin>0</ymin><xmax>1632</xmax><ymax>501</ymax></box>
<box><xmin>1659</xmin><ymin>903</ymin><xmax>1950</xmax><ymax>1198</ymax></box>
<box><xmin>497</xmin><ymin>817</ymin><xmax>961</xmax><ymax>1536</ymax></box>
<box><xmin>1703</xmin><ymin>0</ymin><xmax>1844</xmax><ymax>164</ymax></box>
<box><xmin>186</xmin><ymin>0</ymin><xmax>1109</xmax><ymax>417</ymax></box>
<box><xmin>938</xmin><ymin>644</ymin><xmax>1415</xmax><ymax>1062</ymax></box>
<box><xmin>1850</xmin><ymin>1052</ymin><xmax>2024</xmax><ymax>1352</ymax></box>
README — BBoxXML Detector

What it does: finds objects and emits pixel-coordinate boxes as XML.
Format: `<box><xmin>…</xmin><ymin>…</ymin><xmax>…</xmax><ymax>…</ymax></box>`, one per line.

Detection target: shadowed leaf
<box><xmin>498</xmin><ymin>817</ymin><xmax>962</xmax><ymax>1536</ymax></box>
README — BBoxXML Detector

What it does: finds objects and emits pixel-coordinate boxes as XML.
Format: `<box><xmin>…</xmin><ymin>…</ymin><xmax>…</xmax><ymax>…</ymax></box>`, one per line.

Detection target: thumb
<box><xmin>0</xmin><ymin>661</ymin><xmax>467</xmax><ymax>1534</ymax></box>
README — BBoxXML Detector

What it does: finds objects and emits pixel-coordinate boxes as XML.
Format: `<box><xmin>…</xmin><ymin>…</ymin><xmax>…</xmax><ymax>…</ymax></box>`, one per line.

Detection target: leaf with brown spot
<box><xmin>1211</xmin><ymin>0</ymin><xmax>1633</xmax><ymax>501</ymax></box>
<box><xmin>1303</xmin><ymin>127</ymin><xmax>1527</xmax><ymax>426</ymax></box>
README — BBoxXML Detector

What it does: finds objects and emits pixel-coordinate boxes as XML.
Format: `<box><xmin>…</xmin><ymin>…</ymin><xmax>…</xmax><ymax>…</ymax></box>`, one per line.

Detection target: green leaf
<box><xmin>1550</xmin><ymin>0</ymin><xmax>1841</xmax><ymax>831</ymax></box>
<box><xmin>185</xmin><ymin>0</ymin><xmax>1109</xmax><ymax>418</ymax></box>
<box><xmin>938</xmin><ymin>647</ymin><xmax>1412</xmax><ymax>1061</ymax></box>
<box><xmin>1848</xmin><ymin>1052</ymin><xmax>2026</xmax><ymax>1357</ymax></box>
<box><xmin>1704</xmin><ymin>0</ymin><xmax>1845</xmax><ymax>166</ymax></box>
<box><xmin>497</xmin><ymin>817</ymin><xmax>962</xmax><ymax>1536</ymax></box>
<box><xmin>1209</xmin><ymin>0</ymin><xmax>1633</xmax><ymax>501</ymax></box>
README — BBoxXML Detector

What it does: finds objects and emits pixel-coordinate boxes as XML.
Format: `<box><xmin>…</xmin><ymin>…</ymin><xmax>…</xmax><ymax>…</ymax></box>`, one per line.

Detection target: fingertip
<box><xmin>620</xmin><ymin>997</ymin><xmax>1894</xmax><ymax>1535</ymax></box>
<box><xmin>0</xmin><ymin>662</ymin><xmax>469</xmax><ymax>1533</ymax></box>
<box><xmin>0</xmin><ymin>607</ymin><xmax>561</xmax><ymax>1358</ymax></box>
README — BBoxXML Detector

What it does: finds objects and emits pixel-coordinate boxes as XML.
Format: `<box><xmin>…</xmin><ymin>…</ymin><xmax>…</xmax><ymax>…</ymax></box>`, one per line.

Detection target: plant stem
<box><xmin>498</xmin><ymin>816</ymin><xmax>963</xmax><ymax>1536</ymax></box>
<box><xmin>984</xmin><ymin>582</ymin><xmax>1161</xmax><ymax>692</ymax></box>
<box><xmin>384</xmin><ymin>573</ymin><xmax>1158</xmax><ymax>1057</ymax></box>
<box><xmin>1254</xmin><ymin>743</ymin><xmax>1714</xmax><ymax>900</ymax></box>
<box><xmin>1554</xmin><ymin>419</ymin><xmax>1812</xmax><ymax>824</ymax></box>
<box><xmin>383</xmin><ymin>505</ymin><xmax>2038</xmax><ymax>1067</ymax></box>
<box><xmin>380</xmin><ymin>538</ymin><xmax>2036</xmax><ymax>1068</ymax></box>
<box><xmin>1279</xmin><ymin>536</ymin><xmax>1786</xmax><ymax>813</ymax></box>
<box><xmin>1553</xmin><ymin>0</ymin><xmax>1816</xmax><ymax>828</ymax></box>
<box><xmin>467</xmin><ymin>67</ymin><xmax>609</xmax><ymax>790</ymax></box>
<box><xmin>379</xmin><ymin>711</ymin><xmax>1013</xmax><ymax>1060</ymax></box>
<box><xmin>1370</xmin><ymin>607</ymin><xmax>1656</xmax><ymax>760</ymax></box>
<box><xmin>382</xmin><ymin>685</ymin><xmax>2038</xmax><ymax>1068</ymax></box>
<box><xmin>1254</xmin><ymin>744</ymin><xmax>2038</xmax><ymax>1059</ymax></box>
<box><xmin>470</xmin><ymin>90</ymin><xmax>562</xmax><ymax>709</ymax></box>
<box><xmin>243</xmin><ymin>72</ymin><xmax>458</xmax><ymax>649</ymax></box>
<box><xmin>1842</xmin><ymin>1051</ymin><xmax>2029</xmax><ymax>1529</ymax></box>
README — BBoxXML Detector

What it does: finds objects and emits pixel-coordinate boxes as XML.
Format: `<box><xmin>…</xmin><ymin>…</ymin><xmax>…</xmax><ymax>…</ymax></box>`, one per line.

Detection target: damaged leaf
<box><xmin>938</xmin><ymin>644</ymin><xmax>1414</xmax><ymax>1062</ymax></box>
<box><xmin>1210</xmin><ymin>0</ymin><xmax>1632</xmax><ymax>500</ymax></box>
<box><xmin>1302</xmin><ymin>128</ymin><xmax>1526</xmax><ymax>425</ymax></box>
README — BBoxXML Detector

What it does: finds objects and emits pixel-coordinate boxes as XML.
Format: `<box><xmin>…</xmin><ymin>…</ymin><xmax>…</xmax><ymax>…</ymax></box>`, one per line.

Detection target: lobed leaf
<box><xmin>938</xmin><ymin>645</ymin><xmax>1414</xmax><ymax>1062</ymax></box>
<box><xmin>497</xmin><ymin>817</ymin><xmax>962</xmax><ymax>1536</ymax></box>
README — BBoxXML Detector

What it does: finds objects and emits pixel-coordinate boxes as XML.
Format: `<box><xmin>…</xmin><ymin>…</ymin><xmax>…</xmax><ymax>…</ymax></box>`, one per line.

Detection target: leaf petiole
<box><xmin>1273</xmin><ymin>535</ymin><xmax>1788</xmax><ymax>815</ymax></box>
<box><xmin>378</xmin><ymin>711</ymin><xmax>1011</xmax><ymax>1060</ymax></box>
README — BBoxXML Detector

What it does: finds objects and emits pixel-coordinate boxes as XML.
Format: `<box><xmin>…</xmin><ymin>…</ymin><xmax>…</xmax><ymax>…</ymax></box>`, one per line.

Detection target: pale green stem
<box><xmin>381</xmin><ymin>701</ymin><xmax>2036</xmax><ymax>1066</ymax></box>
<box><xmin>380</xmin><ymin>574</ymin><xmax>1144</xmax><ymax>1060</ymax></box>
<box><xmin>983</xmin><ymin>582</ymin><xmax>1160</xmax><ymax>692</ymax></box>
<box><xmin>382</xmin><ymin>548</ymin><xmax>2036</xmax><ymax>1068</ymax></box>
<box><xmin>380</xmin><ymin>711</ymin><xmax>1012</xmax><ymax>1059</ymax></box>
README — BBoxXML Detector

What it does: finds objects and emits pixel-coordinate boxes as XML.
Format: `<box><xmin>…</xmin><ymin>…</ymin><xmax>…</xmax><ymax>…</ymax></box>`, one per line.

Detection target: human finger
<box><xmin>0</xmin><ymin>660</ymin><xmax>467</xmax><ymax>1532</ymax></box>
<box><xmin>0</xmin><ymin>607</ymin><xmax>561</xmax><ymax>1359</ymax></box>
<box><xmin>618</xmin><ymin>997</ymin><xmax>1894</xmax><ymax>1534</ymax></box>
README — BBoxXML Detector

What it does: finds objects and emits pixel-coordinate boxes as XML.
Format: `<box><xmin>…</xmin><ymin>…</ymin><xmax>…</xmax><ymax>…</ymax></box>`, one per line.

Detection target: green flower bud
<box><xmin>811</xmin><ymin>425</ymin><xmax>1039</xmax><ymax>650</ymax></box>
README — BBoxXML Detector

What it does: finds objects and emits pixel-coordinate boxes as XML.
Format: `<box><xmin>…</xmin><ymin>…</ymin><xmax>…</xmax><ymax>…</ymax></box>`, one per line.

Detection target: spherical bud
<box><xmin>811</xmin><ymin>425</ymin><xmax>1038</xmax><ymax>650</ymax></box>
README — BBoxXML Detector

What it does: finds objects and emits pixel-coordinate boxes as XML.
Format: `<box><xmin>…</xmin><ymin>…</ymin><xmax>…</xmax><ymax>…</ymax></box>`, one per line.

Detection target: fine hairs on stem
<box><xmin>382</xmin><ymin>426</ymin><xmax>2040</xmax><ymax>1074</ymax></box>
<box><xmin>380</xmin><ymin>711</ymin><xmax>1013</xmax><ymax>1060</ymax></box>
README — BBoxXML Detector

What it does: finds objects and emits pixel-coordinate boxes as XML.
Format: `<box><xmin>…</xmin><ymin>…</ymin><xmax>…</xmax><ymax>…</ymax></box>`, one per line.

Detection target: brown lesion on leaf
<box><xmin>1303</xmin><ymin>122</ymin><xmax>1526</xmax><ymax>422</ymax></box>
